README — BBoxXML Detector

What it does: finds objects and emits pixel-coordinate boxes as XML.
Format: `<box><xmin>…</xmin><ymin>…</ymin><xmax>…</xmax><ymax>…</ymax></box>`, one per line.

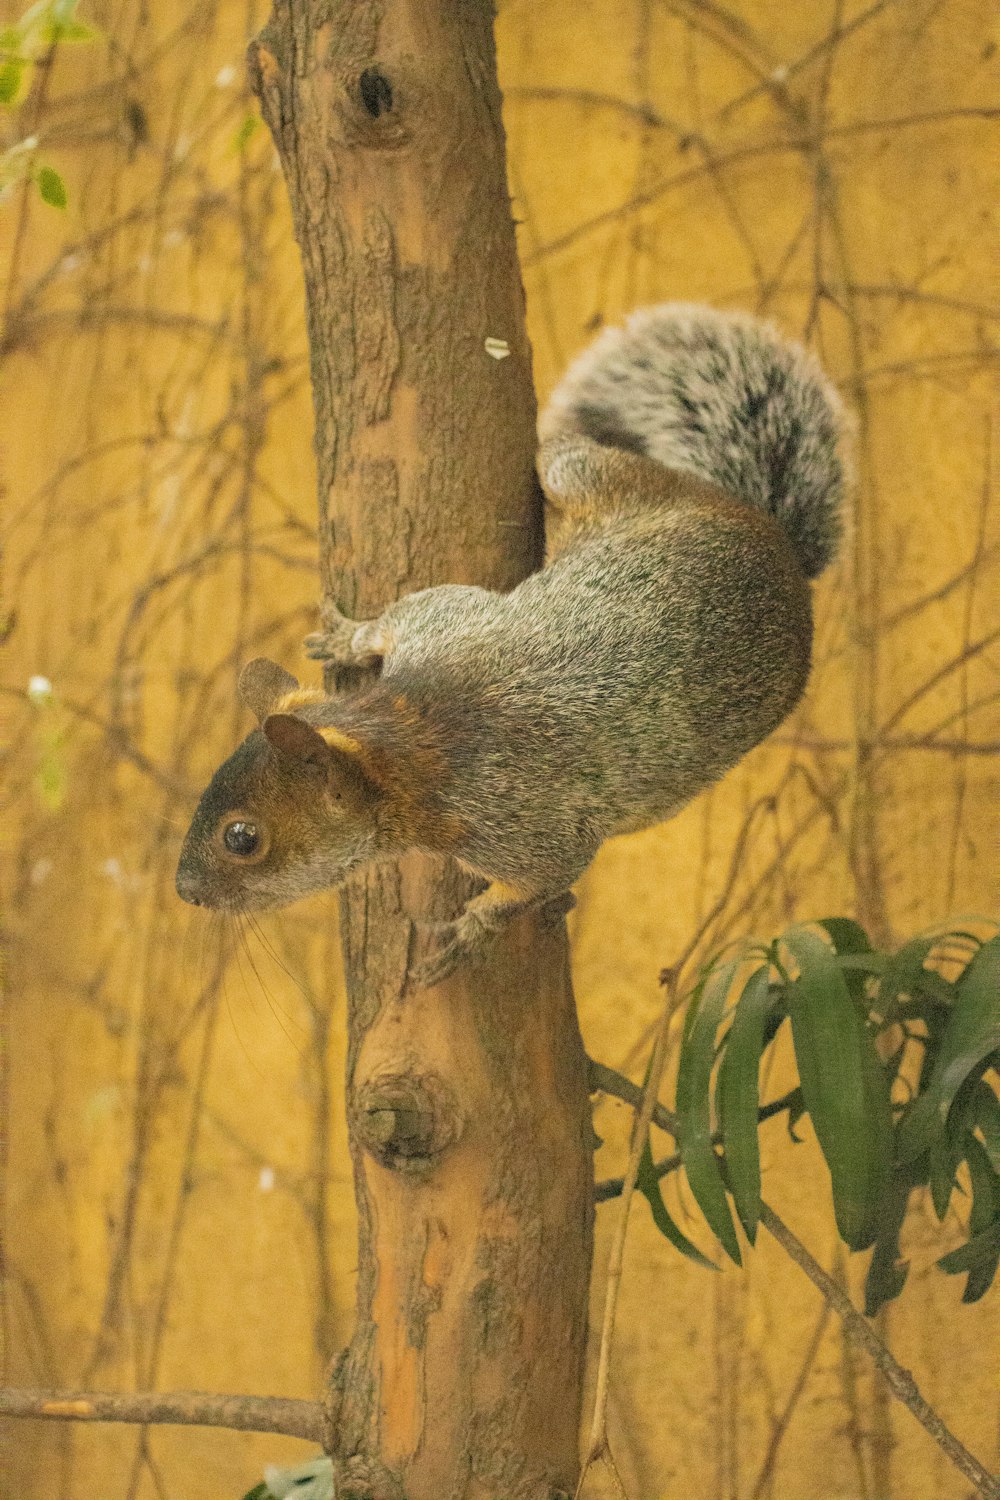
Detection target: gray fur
<box><xmin>374</xmin><ymin>496</ymin><xmax>811</xmax><ymax>899</ymax></box>
<box><xmin>540</xmin><ymin>303</ymin><xmax>845</xmax><ymax>579</ymax></box>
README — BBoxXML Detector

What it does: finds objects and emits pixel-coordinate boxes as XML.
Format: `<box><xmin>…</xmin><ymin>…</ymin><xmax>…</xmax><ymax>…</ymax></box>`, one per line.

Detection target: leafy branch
<box><xmin>589</xmin><ymin>916</ymin><xmax>1000</xmax><ymax>1498</ymax></box>
<box><xmin>609</xmin><ymin>919</ymin><xmax>999</xmax><ymax>1309</ymax></box>
<box><xmin>0</xmin><ymin>0</ymin><xmax>97</xmax><ymax>209</ymax></box>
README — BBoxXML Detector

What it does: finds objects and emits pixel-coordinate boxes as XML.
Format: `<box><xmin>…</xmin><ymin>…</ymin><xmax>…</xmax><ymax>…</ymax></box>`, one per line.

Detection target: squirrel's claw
<box><xmin>304</xmin><ymin>618</ymin><xmax>390</xmax><ymax>667</ymax></box>
<box><xmin>304</xmin><ymin>631</ymin><xmax>342</xmax><ymax>662</ymax></box>
<box><xmin>408</xmin><ymin>889</ymin><xmax>574</xmax><ymax>990</ymax></box>
<box><xmin>408</xmin><ymin>912</ymin><xmax>493</xmax><ymax>991</ymax></box>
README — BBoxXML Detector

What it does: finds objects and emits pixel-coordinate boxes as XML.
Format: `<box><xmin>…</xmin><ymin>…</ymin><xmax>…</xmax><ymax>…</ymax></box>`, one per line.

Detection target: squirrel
<box><xmin>176</xmin><ymin>303</ymin><xmax>845</xmax><ymax>986</ymax></box>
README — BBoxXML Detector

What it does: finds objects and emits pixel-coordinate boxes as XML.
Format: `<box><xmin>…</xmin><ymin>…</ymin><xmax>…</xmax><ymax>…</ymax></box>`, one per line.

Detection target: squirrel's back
<box><xmin>539</xmin><ymin>303</ymin><xmax>846</xmax><ymax>580</ymax></box>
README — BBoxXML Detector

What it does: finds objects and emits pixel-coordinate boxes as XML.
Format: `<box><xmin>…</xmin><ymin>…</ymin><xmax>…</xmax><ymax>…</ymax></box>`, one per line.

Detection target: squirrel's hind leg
<box><xmin>304</xmin><ymin>601</ymin><xmax>393</xmax><ymax>669</ymax></box>
<box><xmin>409</xmin><ymin>882</ymin><xmax>575</xmax><ymax>991</ymax></box>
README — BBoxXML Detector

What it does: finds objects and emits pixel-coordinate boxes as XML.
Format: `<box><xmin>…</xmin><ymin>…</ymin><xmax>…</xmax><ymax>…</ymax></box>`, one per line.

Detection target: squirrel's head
<box><xmin>175</xmin><ymin>657</ymin><xmax>383</xmax><ymax>913</ymax></box>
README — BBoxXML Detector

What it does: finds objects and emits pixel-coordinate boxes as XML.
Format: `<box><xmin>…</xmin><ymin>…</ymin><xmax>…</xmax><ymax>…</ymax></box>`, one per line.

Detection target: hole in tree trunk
<box><xmin>359</xmin><ymin>68</ymin><xmax>393</xmax><ymax>118</ymax></box>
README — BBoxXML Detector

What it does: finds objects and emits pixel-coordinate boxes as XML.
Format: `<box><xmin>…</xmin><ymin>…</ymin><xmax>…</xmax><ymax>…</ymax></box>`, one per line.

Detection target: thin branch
<box><xmin>749</xmin><ymin>1301</ymin><xmax>832</xmax><ymax>1500</ymax></box>
<box><xmin>0</xmin><ymin>1387</ymin><xmax>325</xmax><ymax>1444</ymax></box>
<box><xmin>577</xmin><ymin>970</ymin><xmax>684</xmax><ymax>1500</ymax></box>
<box><xmin>757</xmin><ymin>1207</ymin><xmax>1000</xmax><ymax>1500</ymax></box>
<box><xmin>591</xmin><ymin>1070</ymin><xmax>801</xmax><ymax>1202</ymax></box>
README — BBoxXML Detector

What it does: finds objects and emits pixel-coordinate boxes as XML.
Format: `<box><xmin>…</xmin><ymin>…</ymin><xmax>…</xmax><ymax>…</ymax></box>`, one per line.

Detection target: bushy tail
<box><xmin>540</xmin><ymin>303</ymin><xmax>846</xmax><ymax>579</ymax></box>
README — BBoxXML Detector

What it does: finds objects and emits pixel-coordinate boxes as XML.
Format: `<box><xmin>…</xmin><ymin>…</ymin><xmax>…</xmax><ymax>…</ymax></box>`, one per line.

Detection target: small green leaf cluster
<box><xmin>641</xmin><ymin>920</ymin><xmax>1000</xmax><ymax>1310</ymax></box>
<box><xmin>0</xmin><ymin>0</ymin><xmax>97</xmax><ymax>208</ymax></box>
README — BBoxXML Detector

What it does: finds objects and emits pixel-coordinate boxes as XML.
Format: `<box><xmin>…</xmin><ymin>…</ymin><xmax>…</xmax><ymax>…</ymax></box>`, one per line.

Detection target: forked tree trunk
<box><xmin>248</xmin><ymin>4</ymin><xmax>594</xmax><ymax>1497</ymax></box>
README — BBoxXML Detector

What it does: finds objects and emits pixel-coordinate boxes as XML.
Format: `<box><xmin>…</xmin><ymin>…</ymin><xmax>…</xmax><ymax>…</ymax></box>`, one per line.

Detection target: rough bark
<box><xmin>248</xmin><ymin>4</ymin><xmax>594</xmax><ymax>1498</ymax></box>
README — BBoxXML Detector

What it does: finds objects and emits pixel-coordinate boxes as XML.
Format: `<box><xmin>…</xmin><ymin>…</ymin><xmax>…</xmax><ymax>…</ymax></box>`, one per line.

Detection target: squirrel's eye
<box><xmin>223</xmin><ymin>820</ymin><xmax>260</xmax><ymax>857</ymax></box>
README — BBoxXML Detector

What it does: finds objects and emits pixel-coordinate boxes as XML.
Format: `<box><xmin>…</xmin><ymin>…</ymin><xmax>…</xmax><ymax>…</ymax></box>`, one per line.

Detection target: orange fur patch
<box><xmin>274</xmin><ymin>686</ymin><xmax>325</xmax><ymax>714</ymax></box>
<box><xmin>475</xmin><ymin>879</ymin><xmax>533</xmax><ymax>908</ymax></box>
<box><xmin>317</xmin><ymin>724</ymin><xmax>364</xmax><ymax>757</ymax></box>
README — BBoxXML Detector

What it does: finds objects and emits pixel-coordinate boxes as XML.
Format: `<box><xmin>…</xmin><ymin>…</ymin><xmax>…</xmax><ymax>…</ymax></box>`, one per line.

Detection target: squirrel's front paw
<box><xmin>409</xmin><ymin>912</ymin><xmax>492</xmax><ymax>991</ymax></box>
<box><xmin>304</xmin><ymin>616</ymin><xmax>391</xmax><ymax>667</ymax></box>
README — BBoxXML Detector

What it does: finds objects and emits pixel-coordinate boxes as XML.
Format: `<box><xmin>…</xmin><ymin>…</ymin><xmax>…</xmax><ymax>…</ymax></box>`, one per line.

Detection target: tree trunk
<box><xmin>248</xmin><ymin>4</ymin><xmax>594</xmax><ymax>1497</ymax></box>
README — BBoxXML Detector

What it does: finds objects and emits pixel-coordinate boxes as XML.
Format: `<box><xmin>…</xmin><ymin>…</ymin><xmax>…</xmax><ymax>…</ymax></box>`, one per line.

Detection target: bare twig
<box><xmin>758</xmin><ymin>1207</ymin><xmax>1000</xmax><ymax>1500</ymax></box>
<box><xmin>577</xmin><ymin>969</ymin><xmax>684</xmax><ymax>1500</ymax></box>
<box><xmin>748</xmin><ymin>1301</ymin><xmax>831</xmax><ymax>1500</ymax></box>
<box><xmin>0</xmin><ymin>1386</ymin><xmax>325</xmax><ymax>1443</ymax></box>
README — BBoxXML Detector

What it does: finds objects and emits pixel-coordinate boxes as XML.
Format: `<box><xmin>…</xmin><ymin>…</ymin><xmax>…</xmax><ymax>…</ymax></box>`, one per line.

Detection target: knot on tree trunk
<box><xmin>351</xmin><ymin>1073</ymin><xmax>462</xmax><ymax>1170</ymax></box>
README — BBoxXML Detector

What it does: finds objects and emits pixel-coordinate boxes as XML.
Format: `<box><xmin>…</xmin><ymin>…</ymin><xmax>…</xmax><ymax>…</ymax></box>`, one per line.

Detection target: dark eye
<box><xmin>223</xmin><ymin>820</ymin><xmax>260</xmax><ymax>857</ymax></box>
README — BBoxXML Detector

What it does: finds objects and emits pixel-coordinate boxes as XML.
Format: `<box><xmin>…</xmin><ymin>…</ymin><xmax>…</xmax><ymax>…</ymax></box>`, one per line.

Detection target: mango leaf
<box><xmin>937</xmin><ymin>1136</ymin><xmax>1000</xmax><ymax>1303</ymax></box>
<box><xmin>928</xmin><ymin>1129</ymin><xmax>962</xmax><ymax>1220</ymax></box>
<box><xmin>717</xmin><ymin>963</ymin><xmax>772</xmax><ymax>1243</ymax></box>
<box><xmin>966</xmin><ymin>1134</ymin><xmax>1000</xmax><ymax>1233</ymax></box>
<box><xmin>864</xmin><ymin>1166</ymin><xmax>917</xmax><ymax>1315</ymax></box>
<box><xmin>930</xmin><ymin>1067</ymin><xmax>999</xmax><ymax>1219</ymax></box>
<box><xmin>836</xmin><ymin>952</ymin><xmax>888</xmax><ymax>974</ymax></box>
<box><xmin>963</xmin><ymin>1132</ymin><xmax>1000</xmax><ymax>1302</ymax></box>
<box><xmin>676</xmin><ymin>959</ymin><xmax>743</xmax><ymax>1264</ymax></box>
<box><xmin>879</xmin><ymin>933</ymin><xmax>943</xmax><ymax>1013</ymax></box>
<box><xmin>897</xmin><ymin>936</ymin><xmax>1000</xmax><ymax>1163</ymax></box>
<box><xmin>972</xmin><ymin>1079</ymin><xmax>1000</xmax><ymax>1174</ymax></box>
<box><xmin>938</xmin><ymin>1221</ymin><xmax>1000</xmax><ymax>1301</ymax></box>
<box><xmin>782</xmin><ymin>926</ymin><xmax>892</xmax><ymax>1250</ymax></box>
<box><xmin>36</xmin><ymin>163</ymin><xmax>66</xmax><ymax>207</ymax></box>
<box><xmin>636</xmin><ymin>1136</ymin><xmax>718</xmax><ymax>1270</ymax></box>
<box><xmin>818</xmin><ymin>917</ymin><xmax>872</xmax><ymax>957</ymax></box>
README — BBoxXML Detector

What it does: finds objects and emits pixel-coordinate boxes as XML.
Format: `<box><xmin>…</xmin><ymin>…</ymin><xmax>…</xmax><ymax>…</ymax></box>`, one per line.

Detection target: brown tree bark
<box><xmin>248</xmin><ymin>4</ymin><xmax>594</xmax><ymax>1498</ymax></box>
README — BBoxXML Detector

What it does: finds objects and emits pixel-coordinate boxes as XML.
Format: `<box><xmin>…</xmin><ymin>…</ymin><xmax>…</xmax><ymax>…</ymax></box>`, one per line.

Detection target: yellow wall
<box><xmin>1</xmin><ymin>1</ymin><xmax>997</xmax><ymax>1497</ymax></box>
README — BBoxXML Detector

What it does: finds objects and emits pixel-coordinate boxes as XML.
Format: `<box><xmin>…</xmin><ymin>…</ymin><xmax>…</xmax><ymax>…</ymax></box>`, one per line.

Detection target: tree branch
<box><xmin>0</xmin><ymin>1388</ymin><xmax>325</xmax><ymax>1444</ymax></box>
<box><xmin>577</xmin><ymin>971</ymin><xmax>684</xmax><ymax>1500</ymax></box>
<box><xmin>757</xmin><ymin>1207</ymin><xmax>1000</xmax><ymax>1500</ymax></box>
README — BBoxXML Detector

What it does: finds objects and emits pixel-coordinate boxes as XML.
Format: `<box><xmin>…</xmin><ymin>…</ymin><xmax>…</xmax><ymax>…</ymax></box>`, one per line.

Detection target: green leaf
<box><xmin>0</xmin><ymin>57</ymin><xmax>24</xmax><ymax>102</ymax></box>
<box><xmin>972</xmin><ymin>1079</ymin><xmax>1000</xmax><ymax>1174</ymax></box>
<box><xmin>43</xmin><ymin>18</ymin><xmax>96</xmax><ymax>41</ymax></box>
<box><xmin>966</xmin><ymin>1133</ymin><xmax>1000</xmax><ymax>1232</ymax></box>
<box><xmin>782</xmin><ymin>925</ymin><xmax>892</xmax><ymax>1250</ymax></box>
<box><xmin>897</xmin><ymin>936</ymin><xmax>1000</xmax><ymax>1163</ymax></box>
<box><xmin>717</xmin><ymin>964</ymin><xmax>772</xmax><ymax>1242</ymax></box>
<box><xmin>929</xmin><ymin>1068</ymin><xmax>999</xmax><ymax>1219</ymax></box>
<box><xmin>818</xmin><ymin>917</ymin><xmax>872</xmax><ymax>956</ymax></box>
<box><xmin>676</xmin><ymin>959</ymin><xmax>743</xmax><ymax>1264</ymax></box>
<box><xmin>937</xmin><ymin>1218</ymin><xmax>1000</xmax><ymax>1304</ymax></box>
<box><xmin>863</xmin><ymin>1167</ymin><xmax>914</xmax><ymax>1315</ymax></box>
<box><xmin>636</xmin><ymin>1136</ymin><xmax>718</xmax><ymax>1270</ymax></box>
<box><xmin>836</xmin><ymin>951</ymin><xmax>888</xmax><ymax>974</ymax></box>
<box><xmin>241</xmin><ymin>1486</ymin><xmax>273</xmax><ymax>1500</ymax></box>
<box><xmin>879</xmin><ymin>933</ymin><xmax>940</xmax><ymax>1011</ymax></box>
<box><xmin>928</xmin><ymin>1128</ymin><xmax>961</xmax><ymax>1220</ymax></box>
<box><xmin>36</xmin><ymin>163</ymin><xmax>66</xmax><ymax>207</ymax></box>
<box><xmin>232</xmin><ymin>111</ymin><xmax>260</xmax><ymax>152</ymax></box>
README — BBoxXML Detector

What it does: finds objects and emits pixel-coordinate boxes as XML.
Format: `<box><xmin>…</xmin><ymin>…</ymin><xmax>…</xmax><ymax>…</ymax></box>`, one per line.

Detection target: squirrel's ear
<box><xmin>262</xmin><ymin>713</ymin><xmax>330</xmax><ymax>767</ymax></box>
<box><xmin>239</xmin><ymin>657</ymin><xmax>300</xmax><ymax>724</ymax></box>
<box><xmin>263</xmin><ymin>714</ymin><xmax>378</xmax><ymax>806</ymax></box>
